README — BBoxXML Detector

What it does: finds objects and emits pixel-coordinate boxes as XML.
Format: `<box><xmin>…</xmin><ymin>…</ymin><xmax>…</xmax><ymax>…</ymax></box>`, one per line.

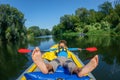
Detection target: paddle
<box><xmin>84</xmin><ymin>47</ymin><xmax>97</xmax><ymax>52</ymax></box>
<box><xmin>18</xmin><ymin>48</ymin><xmax>48</xmax><ymax>54</ymax></box>
<box><xmin>18</xmin><ymin>47</ymin><xmax>97</xmax><ymax>54</ymax></box>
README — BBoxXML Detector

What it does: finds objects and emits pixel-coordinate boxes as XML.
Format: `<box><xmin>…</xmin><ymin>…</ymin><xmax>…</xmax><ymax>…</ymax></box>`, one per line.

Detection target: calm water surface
<box><xmin>0</xmin><ymin>35</ymin><xmax>120</xmax><ymax>80</ymax></box>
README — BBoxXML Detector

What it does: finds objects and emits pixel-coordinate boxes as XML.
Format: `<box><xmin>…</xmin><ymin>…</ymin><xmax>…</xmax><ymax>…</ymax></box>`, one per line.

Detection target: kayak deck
<box><xmin>24</xmin><ymin>66</ymin><xmax>90</xmax><ymax>80</ymax></box>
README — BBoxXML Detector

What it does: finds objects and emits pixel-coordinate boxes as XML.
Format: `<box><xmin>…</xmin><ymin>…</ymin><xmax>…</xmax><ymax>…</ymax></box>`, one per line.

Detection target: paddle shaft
<box><xmin>18</xmin><ymin>47</ymin><xmax>97</xmax><ymax>54</ymax></box>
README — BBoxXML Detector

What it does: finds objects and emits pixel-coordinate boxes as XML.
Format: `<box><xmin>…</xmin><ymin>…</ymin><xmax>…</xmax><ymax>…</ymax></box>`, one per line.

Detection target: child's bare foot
<box><xmin>32</xmin><ymin>47</ymin><xmax>48</xmax><ymax>74</ymax></box>
<box><xmin>78</xmin><ymin>55</ymin><xmax>98</xmax><ymax>77</ymax></box>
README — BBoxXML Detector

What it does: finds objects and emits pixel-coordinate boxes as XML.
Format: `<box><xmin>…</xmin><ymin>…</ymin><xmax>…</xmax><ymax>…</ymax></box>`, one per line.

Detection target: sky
<box><xmin>0</xmin><ymin>0</ymin><xmax>115</xmax><ymax>30</ymax></box>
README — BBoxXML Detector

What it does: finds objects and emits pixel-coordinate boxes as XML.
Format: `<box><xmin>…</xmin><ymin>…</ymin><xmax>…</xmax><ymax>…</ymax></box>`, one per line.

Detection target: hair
<box><xmin>59</xmin><ymin>40</ymin><xmax>67</xmax><ymax>46</ymax></box>
<box><xmin>57</xmin><ymin>40</ymin><xmax>67</xmax><ymax>53</ymax></box>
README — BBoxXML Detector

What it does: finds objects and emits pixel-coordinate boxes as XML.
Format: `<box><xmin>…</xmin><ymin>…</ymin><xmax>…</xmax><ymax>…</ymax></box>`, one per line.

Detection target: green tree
<box><xmin>114</xmin><ymin>3</ymin><xmax>120</xmax><ymax>16</ymax></box>
<box><xmin>98</xmin><ymin>1</ymin><xmax>113</xmax><ymax>15</ymax></box>
<box><xmin>100</xmin><ymin>21</ymin><xmax>110</xmax><ymax>31</ymax></box>
<box><xmin>27</xmin><ymin>26</ymin><xmax>40</xmax><ymax>37</ymax></box>
<box><xmin>27</xmin><ymin>26</ymin><xmax>51</xmax><ymax>37</ymax></box>
<box><xmin>60</xmin><ymin>15</ymin><xmax>80</xmax><ymax>32</ymax></box>
<box><xmin>87</xmin><ymin>9</ymin><xmax>97</xmax><ymax>24</ymax></box>
<box><xmin>44</xmin><ymin>29</ymin><xmax>51</xmax><ymax>35</ymax></box>
<box><xmin>95</xmin><ymin>11</ymin><xmax>105</xmax><ymax>22</ymax></box>
<box><xmin>0</xmin><ymin>4</ymin><xmax>26</xmax><ymax>41</ymax></box>
<box><xmin>52</xmin><ymin>1</ymin><xmax>120</xmax><ymax>36</ymax></box>
<box><xmin>115</xmin><ymin>23</ymin><xmax>120</xmax><ymax>33</ymax></box>
<box><xmin>52</xmin><ymin>24</ymin><xmax>63</xmax><ymax>35</ymax></box>
<box><xmin>105</xmin><ymin>10</ymin><xmax>119</xmax><ymax>28</ymax></box>
<box><xmin>39</xmin><ymin>29</ymin><xmax>51</xmax><ymax>35</ymax></box>
<box><xmin>60</xmin><ymin>15</ymin><xmax>72</xmax><ymax>32</ymax></box>
<box><xmin>75</xmin><ymin>8</ymin><xmax>88</xmax><ymax>23</ymax></box>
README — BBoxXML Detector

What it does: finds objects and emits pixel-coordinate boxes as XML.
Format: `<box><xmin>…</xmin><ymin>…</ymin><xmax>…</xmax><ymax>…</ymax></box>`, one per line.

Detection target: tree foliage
<box><xmin>0</xmin><ymin>4</ymin><xmax>51</xmax><ymax>41</ymax></box>
<box><xmin>75</xmin><ymin>8</ymin><xmax>88</xmax><ymax>23</ymax></box>
<box><xmin>27</xmin><ymin>26</ymin><xmax>40</xmax><ymax>37</ymax></box>
<box><xmin>52</xmin><ymin>1</ymin><xmax>120</xmax><ymax>35</ymax></box>
<box><xmin>27</xmin><ymin>26</ymin><xmax>51</xmax><ymax>37</ymax></box>
<box><xmin>0</xmin><ymin>4</ymin><xmax>26</xmax><ymax>41</ymax></box>
<box><xmin>98</xmin><ymin>1</ymin><xmax>113</xmax><ymax>15</ymax></box>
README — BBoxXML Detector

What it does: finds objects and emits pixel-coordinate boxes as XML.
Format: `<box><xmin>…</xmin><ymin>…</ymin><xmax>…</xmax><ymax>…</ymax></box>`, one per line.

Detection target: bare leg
<box><xmin>76</xmin><ymin>55</ymin><xmax>98</xmax><ymax>77</ymax></box>
<box><xmin>46</xmin><ymin>64</ymin><xmax>54</xmax><ymax>72</ymax></box>
<box><xmin>32</xmin><ymin>47</ymin><xmax>48</xmax><ymax>74</ymax></box>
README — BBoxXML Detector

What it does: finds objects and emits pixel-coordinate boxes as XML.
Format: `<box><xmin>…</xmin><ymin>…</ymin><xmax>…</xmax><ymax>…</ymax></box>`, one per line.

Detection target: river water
<box><xmin>0</xmin><ymin>35</ymin><xmax>120</xmax><ymax>80</ymax></box>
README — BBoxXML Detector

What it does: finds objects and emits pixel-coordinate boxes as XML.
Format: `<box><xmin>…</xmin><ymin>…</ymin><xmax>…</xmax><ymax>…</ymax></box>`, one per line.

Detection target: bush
<box><xmin>83</xmin><ymin>25</ymin><xmax>90</xmax><ymax>33</ymax></box>
<box><xmin>93</xmin><ymin>23</ymin><xmax>101</xmax><ymax>30</ymax></box>
<box><xmin>101</xmin><ymin>21</ymin><xmax>110</xmax><ymax>31</ymax></box>
<box><xmin>115</xmin><ymin>23</ymin><xmax>120</xmax><ymax>33</ymax></box>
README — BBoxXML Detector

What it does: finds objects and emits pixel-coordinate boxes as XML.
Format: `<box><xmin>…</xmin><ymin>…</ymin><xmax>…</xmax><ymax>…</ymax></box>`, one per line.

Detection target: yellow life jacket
<box><xmin>42</xmin><ymin>45</ymin><xmax>82</xmax><ymax>68</ymax></box>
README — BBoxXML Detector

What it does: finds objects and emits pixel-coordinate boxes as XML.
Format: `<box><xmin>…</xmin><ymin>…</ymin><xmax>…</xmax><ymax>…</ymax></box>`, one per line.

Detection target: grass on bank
<box><xmin>86</xmin><ymin>30</ymin><xmax>110</xmax><ymax>36</ymax></box>
<box><xmin>62</xmin><ymin>30</ymin><xmax>111</xmax><ymax>36</ymax></box>
<box><xmin>62</xmin><ymin>32</ymin><xmax>81</xmax><ymax>36</ymax></box>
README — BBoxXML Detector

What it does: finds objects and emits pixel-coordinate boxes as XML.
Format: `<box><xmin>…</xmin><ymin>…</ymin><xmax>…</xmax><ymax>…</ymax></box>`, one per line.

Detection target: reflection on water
<box><xmin>0</xmin><ymin>35</ymin><xmax>120</xmax><ymax>80</ymax></box>
<box><xmin>36</xmin><ymin>35</ymin><xmax>52</xmax><ymax>38</ymax></box>
<box><xmin>53</xmin><ymin>35</ymin><xmax>120</xmax><ymax>80</ymax></box>
<box><xmin>0</xmin><ymin>40</ymin><xmax>28</xmax><ymax>80</ymax></box>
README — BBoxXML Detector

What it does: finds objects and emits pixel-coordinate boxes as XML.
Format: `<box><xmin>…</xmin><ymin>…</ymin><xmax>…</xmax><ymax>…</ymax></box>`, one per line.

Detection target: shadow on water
<box><xmin>53</xmin><ymin>35</ymin><xmax>120</xmax><ymax>80</ymax></box>
<box><xmin>0</xmin><ymin>36</ymin><xmax>55</xmax><ymax>80</ymax></box>
<box><xmin>0</xmin><ymin>40</ymin><xmax>28</xmax><ymax>80</ymax></box>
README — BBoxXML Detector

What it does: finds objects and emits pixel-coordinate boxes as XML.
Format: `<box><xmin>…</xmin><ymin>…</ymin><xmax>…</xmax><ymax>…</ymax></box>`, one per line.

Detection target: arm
<box><xmin>68</xmin><ymin>48</ymin><xmax>82</xmax><ymax>51</ymax></box>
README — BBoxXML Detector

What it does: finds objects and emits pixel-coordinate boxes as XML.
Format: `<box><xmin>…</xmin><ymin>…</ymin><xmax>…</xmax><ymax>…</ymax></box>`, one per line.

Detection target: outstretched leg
<box><xmin>74</xmin><ymin>55</ymin><xmax>98</xmax><ymax>77</ymax></box>
<box><xmin>32</xmin><ymin>47</ymin><xmax>48</xmax><ymax>74</ymax></box>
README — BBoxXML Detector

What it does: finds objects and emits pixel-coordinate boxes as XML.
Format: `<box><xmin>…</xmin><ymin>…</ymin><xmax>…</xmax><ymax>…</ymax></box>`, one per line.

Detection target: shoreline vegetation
<box><xmin>0</xmin><ymin>4</ymin><xmax>51</xmax><ymax>42</ymax></box>
<box><xmin>0</xmin><ymin>1</ymin><xmax>120</xmax><ymax>42</ymax></box>
<box><xmin>52</xmin><ymin>1</ymin><xmax>120</xmax><ymax>37</ymax></box>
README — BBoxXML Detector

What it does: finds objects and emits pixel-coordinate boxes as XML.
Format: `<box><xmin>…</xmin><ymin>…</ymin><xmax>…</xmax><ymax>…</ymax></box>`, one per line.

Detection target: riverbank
<box><xmin>86</xmin><ymin>30</ymin><xmax>110</xmax><ymax>36</ymax></box>
<box><xmin>61</xmin><ymin>30</ymin><xmax>111</xmax><ymax>37</ymax></box>
<box><xmin>63</xmin><ymin>32</ymin><xmax>80</xmax><ymax>36</ymax></box>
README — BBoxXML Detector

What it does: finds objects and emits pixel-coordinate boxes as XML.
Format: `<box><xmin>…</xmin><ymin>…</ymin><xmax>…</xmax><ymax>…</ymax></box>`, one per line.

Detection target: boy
<box><xmin>32</xmin><ymin>40</ymin><xmax>98</xmax><ymax>77</ymax></box>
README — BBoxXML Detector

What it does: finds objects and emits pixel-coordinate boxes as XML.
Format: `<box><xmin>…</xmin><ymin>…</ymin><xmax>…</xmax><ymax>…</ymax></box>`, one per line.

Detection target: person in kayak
<box><xmin>32</xmin><ymin>40</ymin><xmax>98</xmax><ymax>77</ymax></box>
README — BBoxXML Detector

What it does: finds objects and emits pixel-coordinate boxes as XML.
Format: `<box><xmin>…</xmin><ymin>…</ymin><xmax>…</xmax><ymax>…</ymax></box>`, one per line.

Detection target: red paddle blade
<box><xmin>18</xmin><ymin>49</ymin><xmax>31</xmax><ymax>53</ymax></box>
<box><xmin>86</xmin><ymin>47</ymin><xmax>97</xmax><ymax>52</ymax></box>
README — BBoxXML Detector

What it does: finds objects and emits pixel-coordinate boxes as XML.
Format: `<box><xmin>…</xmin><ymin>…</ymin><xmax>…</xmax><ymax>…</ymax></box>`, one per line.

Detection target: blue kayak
<box><xmin>17</xmin><ymin>44</ymin><xmax>96</xmax><ymax>80</ymax></box>
<box><xmin>24</xmin><ymin>66</ymin><xmax>90</xmax><ymax>80</ymax></box>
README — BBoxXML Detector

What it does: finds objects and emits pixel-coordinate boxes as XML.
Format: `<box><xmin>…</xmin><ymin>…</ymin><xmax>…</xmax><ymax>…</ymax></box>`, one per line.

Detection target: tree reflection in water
<box><xmin>1</xmin><ymin>35</ymin><xmax>120</xmax><ymax>80</ymax></box>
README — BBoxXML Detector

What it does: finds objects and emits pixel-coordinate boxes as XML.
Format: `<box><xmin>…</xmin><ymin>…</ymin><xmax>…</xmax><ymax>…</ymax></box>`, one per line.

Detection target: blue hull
<box><xmin>24</xmin><ymin>66</ymin><xmax>90</xmax><ymax>80</ymax></box>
